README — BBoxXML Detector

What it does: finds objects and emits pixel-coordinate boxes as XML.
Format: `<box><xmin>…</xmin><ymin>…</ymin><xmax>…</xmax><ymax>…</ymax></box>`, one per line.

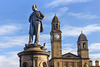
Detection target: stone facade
<box><xmin>18</xmin><ymin>44</ymin><xmax>50</xmax><ymax>67</ymax></box>
<box><xmin>49</xmin><ymin>15</ymin><xmax>100</xmax><ymax>67</ymax></box>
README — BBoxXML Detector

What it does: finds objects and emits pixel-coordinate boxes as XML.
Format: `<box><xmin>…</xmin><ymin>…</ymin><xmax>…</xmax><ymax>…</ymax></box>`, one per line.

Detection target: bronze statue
<box><xmin>29</xmin><ymin>5</ymin><xmax>45</xmax><ymax>44</ymax></box>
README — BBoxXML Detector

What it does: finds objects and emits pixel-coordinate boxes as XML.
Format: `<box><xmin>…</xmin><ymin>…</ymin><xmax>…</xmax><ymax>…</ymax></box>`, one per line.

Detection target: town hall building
<box><xmin>49</xmin><ymin>15</ymin><xmax>100</xmax><ymax>67</ymax></box>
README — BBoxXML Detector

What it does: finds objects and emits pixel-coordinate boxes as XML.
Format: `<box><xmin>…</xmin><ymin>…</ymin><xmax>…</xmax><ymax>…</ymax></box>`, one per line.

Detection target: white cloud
<box><xmin>62</xmin><ymin>44</ymin><xmax>73</xmax><ymax>47</ymax></box>
<box><xmin>62</xmin><ymin>24</ymin><xmax>100</xmax><ymax>37</ymax></box>
<box><xmin>45</xmin><ymin>7</ymin><xmax>68</xmax><ymax>20</ymax></box>
<box><xmin>0</xmin><ymin>34</ymin><xmax>50</xmax><ymax>48</ymax></box>
<box><xmin>90</xmin><ymin>54</ymin><xmax>100</xmax><ymax>59</ymax></box>
<box><xmin>62</xmin><ymin>48</ymin><xmax>77</xmax><ymax>55</ymax></box>
<box><xmin>0</xmin><ymin>35</ymin><xmax>28</xmax><ymax>48</ymax></box>
<box><xmin>44</xmin><ymin>43</ymin><xmax>51</xmax><ymax>51</ymax></box>
<box><xmin>62</xmin><ymin>43</ymin><xmax>77</xmax><ymax>55</ymax></box>
<box><xmin>0</xmin><ymin>25</ymin><xmax>19</xmax><ymax>35</ymax></box>
<box><xmin>57</xmin><ymin>7</ymin><xmax>69</xmax><ymax>16</ymax></box>
<box><xmin>48</xmin><ymin>0</ymin><xmax>90</xmax><ymax>7</ymax></box>
<box><xmin>68</xmin><ymin>13</ymin><xmax>99</xmax><ymax>19</ymax></box>
<box><xmin>89</xmin><ymin>43</ymin><xmax>100</xmax><ymax>52</ymax></box>
<box><xmin>40</xmin><ymin>34</ymin><xmax>50</xmax><ymax>42</ymax></box>
<box><xmin>0</xmin><ymin>51</ymin><xmax>19</xmax><ymax>67</ymax></box>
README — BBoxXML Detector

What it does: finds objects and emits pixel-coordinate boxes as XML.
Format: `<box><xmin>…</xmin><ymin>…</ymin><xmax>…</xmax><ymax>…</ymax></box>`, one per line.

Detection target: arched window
<box><xmin>23</xmin><ymin>62</ymin><xmax>29</xmax><ymax>67</ymax></box>
<box><xmin>56</xmin><ymin>24</ymin><xmax>58</xmax><ymax>29</ymax></box>
<box><xmin>83</xmin><ymin>43</ymin><xmax>86</xmax><ymax>49</ymax></box>
<box><xmin>43</xmin><ymin>62</ymin><xmax>47</xmax><ymax>67</ymax></box>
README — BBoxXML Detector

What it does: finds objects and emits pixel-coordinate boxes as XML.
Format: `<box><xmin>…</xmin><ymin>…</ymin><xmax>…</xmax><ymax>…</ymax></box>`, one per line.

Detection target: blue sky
<box><xmin>0</xmin><ymin>0</ymin><xmax>100</xmax><ymax>67</ymax></box>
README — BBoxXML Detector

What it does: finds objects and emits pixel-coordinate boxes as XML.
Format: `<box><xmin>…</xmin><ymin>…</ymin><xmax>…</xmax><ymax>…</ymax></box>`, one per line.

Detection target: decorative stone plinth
<box><xmin>18</xmin><ymin>43</ymin><xmax>50</xmax><ymax>67</ymax></box>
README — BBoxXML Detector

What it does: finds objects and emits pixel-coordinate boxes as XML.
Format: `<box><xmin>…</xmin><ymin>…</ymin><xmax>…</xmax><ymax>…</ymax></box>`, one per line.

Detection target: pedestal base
<box><xmin>24</xmin><ymin>43</ymin><xmax>46</xmax><ymax>51</ymax></box>
<box><xmin>18</xmin><ymin>43</ymin><xmax>50</xmax><ymax>67</ymax></box>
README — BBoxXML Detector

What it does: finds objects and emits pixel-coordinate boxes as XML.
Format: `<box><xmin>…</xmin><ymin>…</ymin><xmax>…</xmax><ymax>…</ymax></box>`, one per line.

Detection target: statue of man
<box><xmin>29</xmin><ymin>5</ymin><xmax>45</xmax><ymax>44</ymax></box>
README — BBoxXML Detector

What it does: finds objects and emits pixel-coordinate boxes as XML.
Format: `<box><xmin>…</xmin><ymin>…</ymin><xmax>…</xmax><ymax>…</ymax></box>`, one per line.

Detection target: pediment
<box><xmin>62</xmin><ymin>52</ymin><xmax>79</xmax><ymax>58</ymax></box>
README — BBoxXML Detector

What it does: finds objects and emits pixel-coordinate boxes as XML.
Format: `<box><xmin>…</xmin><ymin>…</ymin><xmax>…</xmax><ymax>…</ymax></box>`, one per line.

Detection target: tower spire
<box><xmin>51</xmin><ymin>14</ymin><xmax>61</xmax><ymax>31</ymax></box>
<box><xmin>50</xmin><ymin>15</ymin><xmax>62</xmax><ymax>58</ymax></box>
<box><xmin>81</xmin><ymin>31</ymin><xmax>83</xmax><ymax>34</ymax></box>
<box><xmin>55</xmin><ymin>13</ymin><xmax>56</xmax><ymax>16</ymax></box>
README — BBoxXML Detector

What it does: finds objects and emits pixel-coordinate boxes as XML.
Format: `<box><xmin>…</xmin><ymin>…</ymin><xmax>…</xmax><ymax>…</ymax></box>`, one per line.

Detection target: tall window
<box><xmin>56</xmin><ymin>24</ymin><xmax>58</xmax><ymax>29</ymax></box>
<box><xmin>83</xmin><ymin>43</ymin><xmax>86</xmax><ymax>49</ymax></box>
<box><xmin>57</xmin><ymin>62</ymin><xmax>59</xmax><ymax>67</ymax></box>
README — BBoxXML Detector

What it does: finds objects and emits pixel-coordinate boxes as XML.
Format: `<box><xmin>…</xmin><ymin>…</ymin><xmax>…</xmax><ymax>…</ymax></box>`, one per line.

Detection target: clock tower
<box><xmin>50</xmin><ymin>14</ymin><xmax>62</xmax><ymax>58</ymax></box>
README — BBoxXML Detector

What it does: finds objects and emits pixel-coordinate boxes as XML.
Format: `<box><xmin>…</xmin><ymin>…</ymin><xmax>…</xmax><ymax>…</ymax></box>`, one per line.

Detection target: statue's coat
<box><xmin>29</xmin><ymin>11</ymin><xmax>44</xmax><ymax>36</ymax></box>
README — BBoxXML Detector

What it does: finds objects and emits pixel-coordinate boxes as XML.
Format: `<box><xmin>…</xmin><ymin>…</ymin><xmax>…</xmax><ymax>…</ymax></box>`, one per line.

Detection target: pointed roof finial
<box><xmin>55</xmin><ymin>13</ymin><xmax>56</xmax><ymax>16</ymax></box>
<box><xmin>81</xmin><ymin>31</ymin><xmax>83</xmax><ymax>34</ymax></box>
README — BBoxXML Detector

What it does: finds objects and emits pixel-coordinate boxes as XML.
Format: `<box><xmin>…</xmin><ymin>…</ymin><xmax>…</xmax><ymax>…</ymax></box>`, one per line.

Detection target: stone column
<box><xmin>68</xmin><ymin>62</ymin><xmax>71</xmax><ymax>67</ymax></box>
<box><xmin>46</xmin><ymin>58</ymin><xmax>49</xmax><ymax>67</ymax></box>
<box><xmin>74</xmin><ymin>62</ymin><xmax>77</xmax><ymax>67</ymax></box>
<box><xmin>66</xmin><ymin>62</ymin><xmax>68</xmax><ymax>67</ymax></box>
<box><xmin>62</xmin><ymin>62</ymin><xmax>66</xmax><ymax>67</ymax></box>
<box><xmin>33</xmin><ymin>57</ymin><xmax>38</xmax><ymax>67</ymax></box>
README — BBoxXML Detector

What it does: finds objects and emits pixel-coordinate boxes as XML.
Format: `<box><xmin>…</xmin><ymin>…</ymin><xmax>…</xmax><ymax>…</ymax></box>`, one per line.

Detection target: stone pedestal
<box><xmin>18</xmin><ymin>43</ymin><xmax>50</xmax><ymax>67</ymax></box>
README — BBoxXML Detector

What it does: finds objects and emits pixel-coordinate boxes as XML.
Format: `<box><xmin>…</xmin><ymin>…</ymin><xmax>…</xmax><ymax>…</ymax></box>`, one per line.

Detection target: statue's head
<box><xmin>32</xmin><ymin>5</ymin><xmax>37</xmax><ymax>11</ymax></box>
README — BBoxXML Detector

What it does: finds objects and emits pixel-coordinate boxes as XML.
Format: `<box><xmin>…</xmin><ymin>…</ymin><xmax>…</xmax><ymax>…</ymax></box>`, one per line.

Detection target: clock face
<box><xmin>55</xmin><ymin>34</ymin><xmax>60</xmax><ymax>39</ymax></box>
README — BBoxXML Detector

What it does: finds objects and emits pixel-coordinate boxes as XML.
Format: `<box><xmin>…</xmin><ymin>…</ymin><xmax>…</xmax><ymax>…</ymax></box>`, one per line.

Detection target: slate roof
<box><xmin>78</xmin><ymin>32</ymin><xmax>88</xmax><ymax>42</ymax></box>
<box><xmin>52</xmin><ymin>14</ymin><xmax>59</xmax><ymax>23</ymax></box>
